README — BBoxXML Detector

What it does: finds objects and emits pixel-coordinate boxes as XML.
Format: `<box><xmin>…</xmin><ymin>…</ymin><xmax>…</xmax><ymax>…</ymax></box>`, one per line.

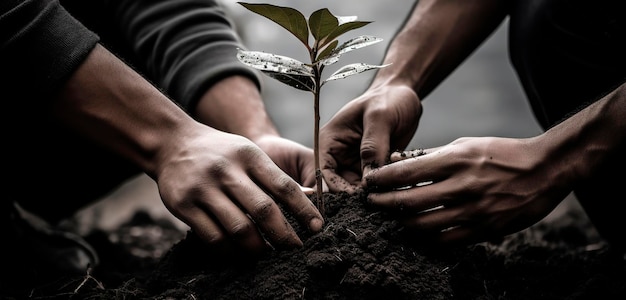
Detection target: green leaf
<box><xmin>265</xmin><ymin>72</ymin><xmax>316</xmax><ymax>92</ymax></box>
<box><xmin>309</xmin><ymin>8</ymin><xmax>338</xmax><ymax>41</ymax></box>
<box><xmin>238</xmin><ymin>2</ymin><xmax>309</xmax><ymax>47</ymax></box>
<box><xmin>236</xmin><ymin>49</ymin><xmax>315</xmax><ymax>92</ymax></box>
<box><xmin>322</xmin><ymin>63</ymin><xmax>391</xmax><ymax>85</ymax></box>
<box><xmin>319</xmin><ymin>35</ymin><xmax>383</xmax><ymax>66</ymax></box>
<box><xmin>336</xmin><ymin>15</ymin><xmax>358</xmax><ymax>25</ymax></box>
<box><xmin>315</xmin><ymin>40</ymin><xmax>339</xmax><ymax>63</ymax></box>
<box><xmin>236</xmin><ymin>49</ymin><xmax>313</xmax><ymax>76</ymax></box>
<box><xmin>319</xmin><ymin>21</ymin><xmax>371</xmax><ymax>49</ymax></box>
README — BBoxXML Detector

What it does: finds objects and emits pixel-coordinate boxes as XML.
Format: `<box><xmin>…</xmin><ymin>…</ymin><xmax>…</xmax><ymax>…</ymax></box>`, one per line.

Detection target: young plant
<box><xmin>236</xmin><ymin>2</ymin><xmax>388</xmax><ymax>217</ymax></box>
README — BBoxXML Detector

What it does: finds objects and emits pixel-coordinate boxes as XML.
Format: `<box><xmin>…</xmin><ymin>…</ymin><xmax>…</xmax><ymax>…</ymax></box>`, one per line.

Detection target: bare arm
<box><xmin>54</xmin><ymin>44</ymin><xmax>323</xmax><ymax>253</ymax></box>
<box><xmin>107</xmin><ymin>0</ymin><xmax>317</xmax><ymax>187</ymax></box>
<box><xmin>372</xmin><ymin>0</ymin><xmax>508</xmax><ymax>97</ymax></box>
<box><xmin>365</xmin><ymin>82</ymin><xmax>626</xmax><ymax>245</ymax></box>
<box><xmin>52</xmin><ymin>44</ymin><xmax>192</xmax><ymax>174</ymax></box>
<box><xmin>320</xmin><ymin>0</ymin><xmax>509</xmax><ymax>191</ymax></box>
<box><xmin>193</xmin><ymin>76</ymin><xmax>318</xmax><ymax>188</ymax></box>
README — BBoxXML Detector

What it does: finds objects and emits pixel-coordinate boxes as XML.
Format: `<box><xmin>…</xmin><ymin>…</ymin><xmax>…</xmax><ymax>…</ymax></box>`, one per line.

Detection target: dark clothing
<box><xmin>1</xmin><ymin>0</ymin><xmax>260</xmax><ymax>222</ymax></box>
<box><xmin>1</xmin><ymin>0</ymin><xmax>260</xmax><ymax>113</ymax></box>
<box><xmin>509</xmin><ymin>0</ymin><xmax>626</xmax><ymax>129</ymax></box>
<box><xmin>509</xmin><ymin>0</ymin><xmax>626</xmax><ymax>250</ymax></box>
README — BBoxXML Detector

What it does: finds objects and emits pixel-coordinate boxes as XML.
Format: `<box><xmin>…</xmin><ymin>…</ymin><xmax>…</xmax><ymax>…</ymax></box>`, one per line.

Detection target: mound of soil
<box><xmin>2</xmin><ymin>192</ymin><xmax>625</xmax><ymax>299</ymax></box>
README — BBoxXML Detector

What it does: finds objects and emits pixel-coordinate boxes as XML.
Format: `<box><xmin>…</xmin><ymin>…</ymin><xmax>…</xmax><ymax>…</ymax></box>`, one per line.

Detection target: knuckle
<box><xmin>273</xmin><ymin>175</ymin><xmax>298</xmax><ymax>195</ymax></box>
<box><xmin>250</xmin><ymin>199</ymin><xmax>276</xmax><ymax>222</ymax></box>
<box><xmin>274</xmin><ymin>234</ymin><xmax>295</xmax><ymax>247</ymax></box>
<box><xmin>167</xmin><ymin>188</ymin><xmax>205</xmax><ymax>217</ymax></box>
<box><xmin>367</xmin><ymin>102</ymin><xmax>391</xmax><ymax>118</ymax></box>
<box><xmin>360</xmin><ymin>141</ymin><xmax>378</xmax><ymax>162</ymax></box>
<box><xmin>207</xmin><ymin>158</ymin><xmax>230</xmax><ymax>177</ymax></box>
<box><xmin>237</xmin><ymin>143</ymin><xmax>263</xmax><ymax>160</ymax></box>
<box><xmin>228</xmin><ymin>220</ymin><xmax>256</xmax><ymax>239</ymax></box>
<box><xmin>198</xmin><ymin>227</ymin><xmax>226</xmax><ymax>245</ymax></box>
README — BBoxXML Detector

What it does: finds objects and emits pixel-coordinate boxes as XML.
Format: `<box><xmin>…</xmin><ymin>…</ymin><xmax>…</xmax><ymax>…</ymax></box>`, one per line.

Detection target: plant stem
<box><xmin>310</xmin><ymin>44</ymin><xmax>325</xmax><ymax>219</ymax></box>
<box><xmin>313</xmin><ymin>70</ymin><xmax>324</xmax><ymax>219</ymax></box>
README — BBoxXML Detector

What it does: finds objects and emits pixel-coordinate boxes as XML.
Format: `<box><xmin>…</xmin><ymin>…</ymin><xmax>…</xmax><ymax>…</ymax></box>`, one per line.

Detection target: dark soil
<box><xmin>2</xmin><ymin>192</ymin><xmax>625</xmax><ymax>299</ymax></box>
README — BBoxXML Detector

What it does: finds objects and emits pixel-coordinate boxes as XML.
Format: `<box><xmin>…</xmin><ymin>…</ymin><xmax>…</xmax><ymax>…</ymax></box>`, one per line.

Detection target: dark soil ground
<box><xmin>2</xmin><ymin>191</ymin><xmax>625</xmax><ymax>299</ymax></box>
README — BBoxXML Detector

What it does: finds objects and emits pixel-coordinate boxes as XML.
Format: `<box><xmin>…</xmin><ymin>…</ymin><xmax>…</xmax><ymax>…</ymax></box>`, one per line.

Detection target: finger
<box><xmin>360</xmin><ymin>115</ymin><xmax>392</xmax><ymax>174</ymax></box>
<box><xmin>228</xmin><ymin>175</ymin><xmax>307</xmax><ymax>249</ymax></box>
<box><xmin>198</xmin><ymin>190</ymin><xmax>269</xmax><ymax>253</ymax></box>
<box><xmin>390</xmin><ymin>146</ymin><xmax>441</xmax><ymax>162</ymax></box>
<box><xmin>252</xmin><ymin>160</ymin><xmax>324</xmax><ymax>235</ymax></box>
<box><xmin>364</xmin><ymin>152</ymin><xmax>445</xmax><ymax>190</ymax></box>
<box><xmin>367</xmin><ymin>183</ymin><xmax>444</xmax><ymax>212</ymax></box>
<box><xmin>401</xmin><ymin>203</ymin><xmax>502</xmax><ymax>246</ymax></box>
<box><xmin>319</xmin><ymin>138</ymin><xmax>360</xmax><ymax>193</ymax></box>
<box><xmin>367</xmin><ymin>178</ymin><xmax>467</xmax><ymax>213</ymax></box>
<box><xmin>434</xmin><ymin>226</ymin><xmax>479</xmax><ymax>245</ymax></box>
<box><xmin>322</xmin><ymin>168</ymin><xmax>359</xmax><ymax>194</ymax></box>
<box><xmin>297</xmin><ymin>147</ymin><xmax>317</xmax><ymax>188</ymax></box>
<box><xmin>177</xmin><ymin>205</ymin><xmax>243</xmax><ymax>256</ymax></box>
<box><xmin>300</xmin><ymin>186</ymin><xmax>315</xmax><ymax>195</ymax></box>
<box><xmin>320</xmin><ymin>151</ymin><xmax>361</xmax><ymax>193</ymax></box>
<box><xmin>400</xmin><ymin>204</ymin><xmax>467</xmax><ymax>233</ymax></box>
<box><xmin>429</xmin><ymin>224</ymin><xmax>498</xmax><ymax>246</ymax></box>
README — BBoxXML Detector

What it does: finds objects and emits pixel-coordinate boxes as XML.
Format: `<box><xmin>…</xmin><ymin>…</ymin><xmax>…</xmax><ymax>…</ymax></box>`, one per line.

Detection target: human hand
<box><xmin>194</xmin><ymin>77</ymin><xmax>320</xmax><ymax>192</ymax></box>
<box><xmin>253</xmin><ymin>135</ymin><xmax>317</xmax><ymax>189</ymax></box>
<box><xmin>155</xmin><ymin>125</ymin><xmax>324</xmax><ymax>256</ymax></box>
<box><xmin>364</xmin><ymin>136</ymin><xmax>572</xmax><ymax>245</ymax></box>
<box><xmin>320</xmin><ymin>84</ymin><xmax>422</xmax><ymax>193</ymax></box>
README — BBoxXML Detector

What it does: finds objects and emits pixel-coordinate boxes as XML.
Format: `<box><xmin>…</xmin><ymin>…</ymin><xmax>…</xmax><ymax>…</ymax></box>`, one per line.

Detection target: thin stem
<box><xmin>311</xmin><ymin>46</ymin><xmax>325</xmax><ymax>219</ymax></box>
<box><xmin>313</xmin><ymin>67</ymin><xmax>324</xmax><ymax>219</ymax></box>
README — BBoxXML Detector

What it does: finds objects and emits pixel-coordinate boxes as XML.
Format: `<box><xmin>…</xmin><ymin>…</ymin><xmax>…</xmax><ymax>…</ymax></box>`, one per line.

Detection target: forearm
<box><xmin>52</xmin><ymin>44</ymin><xmax>199</xmax><ymax>176</ymax></box>
<box><xmin>538</xmin><ymin>83</ymin><xmax>626</xmax><ymax>185</ymax></box>
<box><xmin>194</xmin><ymin>76</ymin><xmax>280</xmax><ymax>141</ymax></box>
<box><xmin>370</xmin><ymin>0</ymin><xmax>508</xmax><ymax>98</ymax></box>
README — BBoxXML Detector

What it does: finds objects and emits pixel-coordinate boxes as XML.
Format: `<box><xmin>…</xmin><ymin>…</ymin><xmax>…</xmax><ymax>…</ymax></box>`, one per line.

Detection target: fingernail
<box><xmin>363</xmin><ymin>165</ymin><xmax>373</xmax><ymax>176</ymax></box>
<box><xmin>300</xmin><ymin>186</ymin><xmax>315</xmax><ymax>195</ymax></box>
<box><xmin>292</xmin><ymin>237</ymin><xmax>303</xmax><ymax>248</ymax></box>
<box><xmin>309</xmin><ymin>217</ymin><xmax>324</xmax><ymax>232</ymax></box>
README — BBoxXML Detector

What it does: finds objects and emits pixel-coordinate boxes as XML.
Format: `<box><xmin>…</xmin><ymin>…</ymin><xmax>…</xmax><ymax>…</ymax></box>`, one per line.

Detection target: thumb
<box><xmin>360</xmin><ymin>121</ymin><xmax>392</xmax><ymax>175</ymax></box>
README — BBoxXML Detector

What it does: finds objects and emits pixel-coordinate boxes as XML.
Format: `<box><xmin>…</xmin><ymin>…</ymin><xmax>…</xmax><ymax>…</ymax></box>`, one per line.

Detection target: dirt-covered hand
<box><xmin>155</xmin><ymin>126</ymin><xmax>324</xmax><ymax>255</ymax></box>
<box><xmin>254</xmin><ymin>135</ymin><xmax>317</xmax><ymax>188</ymax></box>
<box><xmin>320</xmin><ymin>84</ymin><xmax>421</xmax><ymax>193</ymax></box>
<box><xmin>364</xmin><ymin>136</ymin><xmax>572</xmax><ymax>245</ymax></box>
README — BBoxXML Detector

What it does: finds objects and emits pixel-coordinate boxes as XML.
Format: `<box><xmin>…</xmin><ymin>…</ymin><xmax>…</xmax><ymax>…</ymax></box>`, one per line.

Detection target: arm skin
<box><xmin>54</xmin><ymin>44</ymin><xmax>323</xmax><ymax>254</ymax></box>
<box><xmin>319</xmin><ymin>0</ymin><xmax>508</xmax><ymax>192</ymax></box>
<box><xmin>106</xmin><ymin>0</ymin><xmax>317</xmax><ymax>187</ymax></box>
<box><xmin>195</xmin><ymin>76</ymin><xmax>318</xmax><ymax>188</ymax></box>
<box><xmin>365</xmin><ymin>82</ymin><xmax>626</xmax><ymax>245</ymax></box>
<box><xmin>354</xmin><ymin>0</ymin><xmax>626</xmax><ymax>245</ymax></box>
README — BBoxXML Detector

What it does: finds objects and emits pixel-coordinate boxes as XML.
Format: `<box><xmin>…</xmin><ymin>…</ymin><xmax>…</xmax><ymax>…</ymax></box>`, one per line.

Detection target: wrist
<box><xmin>195</xmin><ymin>76</ymin><xmax>280</xmax><ymax>141</ymax></box>
<box><xmin>369</xmin><ymin>74</ymin><xmax>416</xmax><ymax>92</ymax></box>
<box><xmin>368</xmin><ymin>29</ymin><xmax>430</xmax><ymax>94</ymax></box>
<box><xmin>53</xmin><ymin>45</ymin><xmax>200</xmax><ymax>176</ymax></box>
<box><xmin>536</xmin><ymin>84</ymin><xmax>626</xmax><ymax>186</ymax></box>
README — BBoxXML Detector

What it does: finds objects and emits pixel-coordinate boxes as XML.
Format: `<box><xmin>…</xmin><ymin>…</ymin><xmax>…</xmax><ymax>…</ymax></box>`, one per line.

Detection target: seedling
<box><xmin>237</xmin><ymin>2</ymin><xmax>388</xmax><ymax>217</ymax></box>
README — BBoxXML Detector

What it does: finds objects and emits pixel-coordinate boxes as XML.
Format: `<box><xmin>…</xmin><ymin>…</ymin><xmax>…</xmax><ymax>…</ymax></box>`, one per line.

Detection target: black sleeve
<box><xmin>106</xmin><ymin>0</ymin><xmax>262</xmax><ymax>113</ymax></box>
<box><xmin>0</xmin><ymin>0</ymin><xmax>99</xmax><ymax>103</ymax></box>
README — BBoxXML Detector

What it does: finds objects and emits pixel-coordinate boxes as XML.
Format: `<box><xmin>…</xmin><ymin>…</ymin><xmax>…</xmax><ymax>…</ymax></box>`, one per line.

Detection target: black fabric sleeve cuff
<box><xmin>0</xmin><ymin>0</ymin><xmax>99</xmax><ymax>102</ymax></box>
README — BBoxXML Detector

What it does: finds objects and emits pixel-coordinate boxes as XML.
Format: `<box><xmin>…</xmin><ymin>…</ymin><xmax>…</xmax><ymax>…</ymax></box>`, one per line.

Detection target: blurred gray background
<box><xmin>74</xmin><ymin>0</ymin><xmax>580</xmax><ymax>233</ymax></box>
<box><xmin>224</xmin><ymin>0</ymin><xmax>542</xmax><ymax>148</ymax></box>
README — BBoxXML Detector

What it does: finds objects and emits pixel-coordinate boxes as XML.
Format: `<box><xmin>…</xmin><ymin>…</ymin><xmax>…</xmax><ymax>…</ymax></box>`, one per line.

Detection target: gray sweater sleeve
<box><xmin>107</xmin><ymin>0</ymin><xmax>262</xmax><ymax>113</ymax></box>
<box><xmin>0</xmin><ymin>0</ymin><xmax>99</xmax><ymax>103</ymax></box>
